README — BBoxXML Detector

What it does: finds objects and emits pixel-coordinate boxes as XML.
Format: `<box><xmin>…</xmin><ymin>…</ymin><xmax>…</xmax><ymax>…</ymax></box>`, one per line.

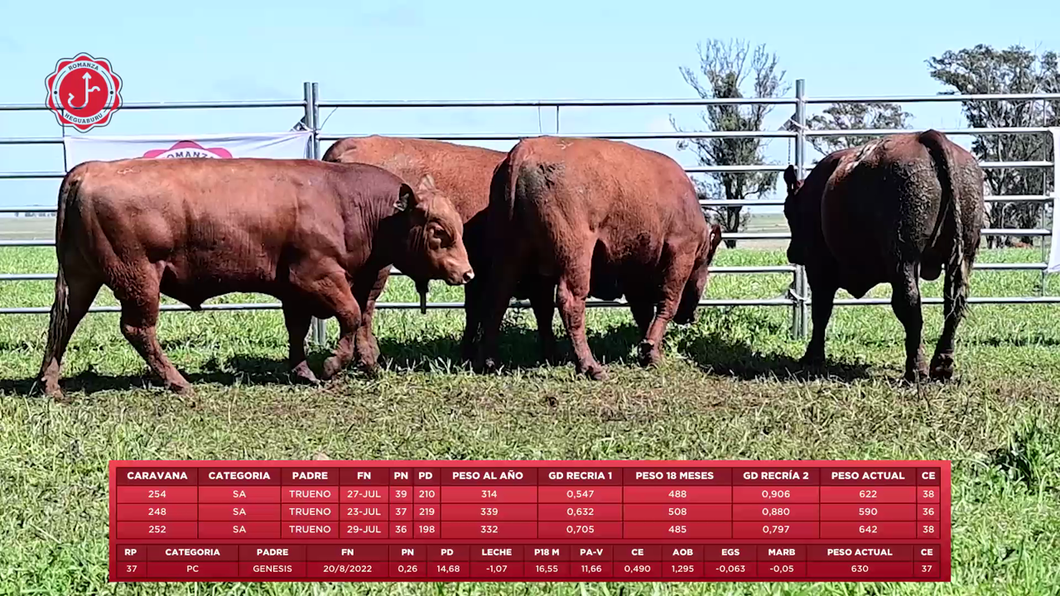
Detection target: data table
<box><xmin>109</xmin><ymin>460</ymin><xmax>951</xmax><ymax>583</ymax></box>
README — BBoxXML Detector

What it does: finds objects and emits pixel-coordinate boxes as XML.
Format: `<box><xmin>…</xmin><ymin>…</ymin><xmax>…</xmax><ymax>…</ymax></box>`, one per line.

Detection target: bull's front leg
<box><xmin>282</xmin><ymin>302</ymin><xmax>319</xmax><ymax>385</ymax></box>
<box><xmin>459</xmin><ymin>278</ymin><xmax>484</xmax><ymax>363</ymax></box>
<box><xmin>891</xmin><ymin>262</ymin><xmax>928</xmax><ymax>382</ymax></box>
<box><xmin>311</xmin><ymin>270</ymin><xmax>364</xmax><ymax>380</ymax></box>
<box><xmin>800</xmin><ymin>282</ymin><xmax>837</xmax><ymax>367</ymax></box>
<box><xmin>352</xmin><ymin>267</ymin><xmax>389</xmax><ymax>377</ymax></box>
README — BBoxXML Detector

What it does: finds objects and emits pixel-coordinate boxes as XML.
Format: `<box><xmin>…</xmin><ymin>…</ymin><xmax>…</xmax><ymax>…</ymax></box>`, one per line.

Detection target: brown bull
<box><xmin>783</xmin><ymin>129</ymin><xmax>985</xmax><ymax>381</ymax></box>
<box><xmin>37</xmin><ymin>158</ymin><xmax>472</xmax><ymax>400</ymax></box>
<box><xmin>475</xmin><ymin>136</ymin><xmax>723</xmax><ymax>380</ymax></box>
<box><xmin>322</xmin><ymin>136</ymin><xmax>511</xmax><ymax>366</ymax></box>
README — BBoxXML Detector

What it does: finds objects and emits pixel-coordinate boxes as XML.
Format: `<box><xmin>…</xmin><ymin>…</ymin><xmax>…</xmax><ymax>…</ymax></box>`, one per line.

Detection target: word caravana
<box><xmin>125</xmin><ymin>470</ymin><xmax>189</xmax><ymax>481</ymax></box>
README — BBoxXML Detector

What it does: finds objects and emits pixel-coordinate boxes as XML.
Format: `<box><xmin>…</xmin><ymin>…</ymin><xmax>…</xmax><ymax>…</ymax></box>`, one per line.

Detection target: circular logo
<box><xmin>45</xmin><ymin>53</ymin><xmax>123</xmax><ymax>132</ymax></box>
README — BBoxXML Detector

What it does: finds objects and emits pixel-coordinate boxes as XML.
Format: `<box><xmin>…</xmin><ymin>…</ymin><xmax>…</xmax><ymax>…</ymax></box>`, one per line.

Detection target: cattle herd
<box><xmin>34</xmin><ymin>129</ymin><xmax>985</xmax><ymax>400</ymax></box>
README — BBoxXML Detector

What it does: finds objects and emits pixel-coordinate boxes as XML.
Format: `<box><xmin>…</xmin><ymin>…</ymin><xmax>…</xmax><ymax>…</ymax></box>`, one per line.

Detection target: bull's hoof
<box><xmin>357</xmin><ymin>359</ymin><xmax>381</xmax><ymax>379</ymax></box>
<box><xmin>41</xmin><ymin>378</ymin><xmax>67</xmax><ymax>402</ymax></box>
<box><xmin>903</xmin><ymin>363</ymin><xmax>929</xmax><ymax>384</ymax></box>
<box><xmin>798</xmin><ymin>350</ymin><xmax>825</xmax><ymax>368</ymax></box>
<box><xmin>473</xmin><ymin>355</ymin><xmax>501</xmax><ymax>374</ymax></box>
<box><xmin>929</xmin><ymin>353</ymin><xmax>955</xmax><ymax>381</ymax></box>
<box><xmin>321</xmin><ymin>356</ymin><xmax>344</xmax><ymax>380</ymax></box>
<box><xmin>581</xmin><ymin>364</ymin><xmax>608</xmax><ymax>382</ymax></box>
<box><xmin>290</xmin><ymin>362</ymin><xmax>320</xmax><ymax>386</ymax></box>
<box><xmin>637</xmin><ymin>340</ymin><xmax>662</xmax><ymax>368</ymax></box>
<box><xmin>168</xmin><ymin>379</ymin><xmax>193</xmax><ymax>395</ymax></box>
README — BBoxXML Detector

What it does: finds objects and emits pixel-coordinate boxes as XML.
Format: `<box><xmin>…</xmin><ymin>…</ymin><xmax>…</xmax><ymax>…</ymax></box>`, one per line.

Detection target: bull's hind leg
<box><xmin>556</xmin><ymin>248</ymin><xmax>606</xmax><ymax>381</ymax></box>
<box><xmin>38</xmin><ymin>267</ymin><xmax>102</xmax><ymax>400</ymax></box>
<box><xmin>282</xmin><ymin>303</ymin><xmax>318</xmax><ymax>385</ymax></box>
<box><xmin>527</xmin><ymin>277</ymin><xmax>559</xmax><ymax>364</ymax></box>
<box><xmin>637</xmin><ymin>247</ymin><xmax>695</xmax><ymax>368</ymax></box>
<box><xmin>117</xmin><ymin>277</ymin><xmax>191</xmax><ymax>394</ymax></box>
<box><xmin>891</xmin><ymin>262</ymin><xmax>929</xmax><ymax>383</ymax></box>
<box><xmin>930</xmin><ymin>259</ymin><xmax>971</xmax><ymax>380</ymax></box>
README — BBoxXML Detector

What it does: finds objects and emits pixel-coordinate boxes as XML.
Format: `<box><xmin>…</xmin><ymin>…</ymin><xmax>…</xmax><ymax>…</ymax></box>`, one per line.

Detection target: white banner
<box><xmin>1049</xmin><ymin>128</ymin><xmax>1060</xmax><ymax>273</ymax></box>
<box><xmin>63</xmin><ymin>131</ymin><xmax>312</xmax><ymax>167</ymax></box>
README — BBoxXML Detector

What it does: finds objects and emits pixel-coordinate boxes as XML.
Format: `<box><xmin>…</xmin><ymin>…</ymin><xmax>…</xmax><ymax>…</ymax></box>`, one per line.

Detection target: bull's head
<box><xmin>674</xmin><ymin>221</ymin><xmax>723</xmax><ymax>325</ymax></box>
<box><xmin>782</xmin><ymin>165</ymin><xmax>808</xmax><ymax>266</ymax></box>
<box><xmin>393</xmin><ymin>175</ymin><xmax>474</xmax><ymax>312</ymax></box>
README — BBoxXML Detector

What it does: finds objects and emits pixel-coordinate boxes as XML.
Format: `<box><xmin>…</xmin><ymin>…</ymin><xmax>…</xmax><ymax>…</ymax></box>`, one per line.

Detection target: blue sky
<box><xmin>2</xmin><ymin>0</ymin><xmax>1058</xmax><ymax>208</ymax></box>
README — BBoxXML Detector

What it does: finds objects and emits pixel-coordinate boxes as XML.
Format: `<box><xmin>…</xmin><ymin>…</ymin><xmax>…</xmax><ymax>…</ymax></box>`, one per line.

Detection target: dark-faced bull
<box><xmin>782</xmin><ymin>130</ymin><xmax>985</xmax><ymax>381</ymax></box>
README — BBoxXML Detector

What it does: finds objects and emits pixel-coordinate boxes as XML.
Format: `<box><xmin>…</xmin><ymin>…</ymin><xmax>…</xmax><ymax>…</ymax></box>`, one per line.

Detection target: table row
<box><xmin>113</xmin><ymin>560</ymin><xmax>944</xmax><ymax>581</ymax></box>
<box><xmin>116</xmin><ymin>503</ymin><xmax>943</xmax><ymax>522</ymax></box>
<box><xmin>115</xmin><ymin>521</ymin><xmax>943</xmax><ymax>540</ymax></box>
<box><xmin>116</xmin><ymin>466</ymin><xmax>943</xmax><ymax>487</ymax></box>
<box><xmin>115</xmin><ymin>485</ymin><xmax>944</xmax><ymax>504</ymax></box>
<box><xmin>116</xmin><ymin>543</ymin><xmax>945</xmax><ymax>562</ymax></box>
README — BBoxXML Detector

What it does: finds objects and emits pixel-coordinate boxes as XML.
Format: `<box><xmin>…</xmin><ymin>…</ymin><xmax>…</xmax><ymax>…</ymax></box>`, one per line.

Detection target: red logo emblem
<box><xmin>142</xmin><ymin>141</ymin><xmax>233</xmax><ymax>159</ymax></box>
<box><xmin>45</xmin><ymin>53</ymin><xmax>123</xmax><ymax>133</ymax></box>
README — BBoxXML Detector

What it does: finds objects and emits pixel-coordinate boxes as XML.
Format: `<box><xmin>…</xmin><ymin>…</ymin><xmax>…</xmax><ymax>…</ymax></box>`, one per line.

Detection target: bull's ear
<box><xmin>417</xmin><ymin>174</ymin><xmax>437</xmax><ymax>195</ymax></box>
<box><xmin>394</xmin><ymin>183</ymin><xmax>418</xmax><ymax>213</ymax></box>
<box><xmin>709</xmin><ymin>222</ymin><xmax>723</xmax><ymax>255</ymax></box>
<box><xmin>783</xmin><ymin>165</ymin><xmax>798</xmax><ymax>192</ymax></box>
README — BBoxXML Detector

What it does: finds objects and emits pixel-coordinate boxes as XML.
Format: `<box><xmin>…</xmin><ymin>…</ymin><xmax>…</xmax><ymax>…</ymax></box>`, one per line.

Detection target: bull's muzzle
<box><xmin>448</xmin><ymin>268</ymin><xmax>474</xmax><ymax>286</ymax></box>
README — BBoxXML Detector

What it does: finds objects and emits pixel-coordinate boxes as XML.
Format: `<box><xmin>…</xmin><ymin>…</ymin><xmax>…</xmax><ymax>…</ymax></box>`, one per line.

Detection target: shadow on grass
<box><xmin>376</xmin><ymin>323</ymin><xmax>645</xmax><ymax>373</ymax></box>
<box><xmin>0</xmin><ymin>354</ymin><xmax>329</xmax><ymax>398</ymax></box>
<box><xmin>678</xmin><ymin>330</ymin><xmax>872</xmax><ymax>382</ymax></box>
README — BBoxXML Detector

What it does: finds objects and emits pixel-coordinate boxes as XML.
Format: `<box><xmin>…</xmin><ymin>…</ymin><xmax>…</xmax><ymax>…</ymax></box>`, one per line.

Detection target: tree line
<box><xmin>672</xmin><ymin>40</ymin><xmax>1059</xmax><ymax>248</ymax></box>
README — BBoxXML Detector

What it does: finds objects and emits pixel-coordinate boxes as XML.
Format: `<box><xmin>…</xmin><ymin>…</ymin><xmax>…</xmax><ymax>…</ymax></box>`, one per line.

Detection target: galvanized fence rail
<box><xmin>1</xmin><ymin>80</ymin><xmax>1057</xmax><ymax>344</ymax></box>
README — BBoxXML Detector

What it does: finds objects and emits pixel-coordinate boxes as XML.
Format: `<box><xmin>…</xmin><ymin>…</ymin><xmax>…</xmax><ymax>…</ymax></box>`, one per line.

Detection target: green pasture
<box><xmin>1</xmin><ymin>232</ymin><xmax>1060</xmax><ymax>594</ymax></box>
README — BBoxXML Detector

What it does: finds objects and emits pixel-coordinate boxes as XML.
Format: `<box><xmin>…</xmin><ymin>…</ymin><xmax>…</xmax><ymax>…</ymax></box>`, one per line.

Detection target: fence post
<box><xmin>791</xmin><ymin>79</ymin><xmax>809</xmax><ymax>339</ymax></box>
<box><xmin>1049</xmin><ymin>127</ymin><xmax>1060</xmax><ymax>276</ymax></box>
<box><xmin>304</xmin><ymin>82</ymin><xmax>328</xmax><ymax>347</ymax></box>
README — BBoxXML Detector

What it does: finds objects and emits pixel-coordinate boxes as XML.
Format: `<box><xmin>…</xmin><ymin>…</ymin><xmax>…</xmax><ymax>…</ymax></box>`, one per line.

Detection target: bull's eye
<box><xmin>428</xmin><ymin>224</ymin><xmax>451</xmax><ymax>249</ymax></box>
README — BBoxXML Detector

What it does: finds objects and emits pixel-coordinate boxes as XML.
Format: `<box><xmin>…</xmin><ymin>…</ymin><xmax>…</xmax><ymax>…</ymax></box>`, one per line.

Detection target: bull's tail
<box><xmin>918</xmin><ymin>129</ymin><xmax>966</xmax><ymax>303</ymax></box>
<box><xmin>485</xmin><ymin>145</ymin><xmax>521</xmax><ymax>248</ymax></box>
<box><xmin>38</xmin><ymin>169</ymin><xmax>79</xmax><ymax>383</ymax></box>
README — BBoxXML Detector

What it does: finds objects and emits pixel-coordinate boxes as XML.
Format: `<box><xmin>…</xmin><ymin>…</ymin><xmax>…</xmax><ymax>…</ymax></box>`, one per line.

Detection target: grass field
<box><xmin>2</xmin><ymin>228</ymin><xmax>1060</xmax><ymax>594</ymax></box>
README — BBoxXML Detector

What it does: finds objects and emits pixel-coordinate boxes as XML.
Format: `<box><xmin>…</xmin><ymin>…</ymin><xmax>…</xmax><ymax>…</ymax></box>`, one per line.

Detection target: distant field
<box><xmin>2</xmin><ymin>239</ymin><xmax>1059</xmax><ymax>594</ymax></box>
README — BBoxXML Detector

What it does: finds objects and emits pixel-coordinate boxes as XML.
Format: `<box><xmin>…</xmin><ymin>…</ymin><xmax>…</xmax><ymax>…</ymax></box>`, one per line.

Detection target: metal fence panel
<box><xmin>1</xmin><ymin>83</ymin><xmax>1056</xmax><ymax>345</ymax></box>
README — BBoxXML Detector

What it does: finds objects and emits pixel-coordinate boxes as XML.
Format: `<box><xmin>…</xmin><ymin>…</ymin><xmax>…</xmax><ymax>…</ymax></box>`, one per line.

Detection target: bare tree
<box><xmin>927</xmin><ymin>44</ymin><xmax>1059</xmax><ymax>247</ymax></box>
<box><xmin>671</xmin><ymin>39</ymin><xmax>789</xmax><ymax>248</ymax></box>
<box><xmin>807</xmin><ymin>103</ymin><xmax>913</xmax><ymax>156</ymax></box>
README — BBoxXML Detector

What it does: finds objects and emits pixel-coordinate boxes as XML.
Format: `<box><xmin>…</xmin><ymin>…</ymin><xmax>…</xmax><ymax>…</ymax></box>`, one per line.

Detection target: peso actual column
<box><xmin>622</xmin><ymin>466</ymin><xmax>733</xmax><ymax>580</ymax></box>
<box><xmin>815</xmin><ymin>465</ymin><xmax>920</xmax><ymax>580</ymax></box>
<box><xmin>537</xmin><ymin>465</ymin><xmax>623</xmax><ymax>580</ymax></box>
<box><xmin>819</xmin><ymin>466</ymin><xmax>917</xmax><ymax>541</ymax></box>
<box><xmin>440</xmin><ymin>465</ymin><xmax>537</xmax><ymax>579</ymax></box>
<box><xmin>281</xmin><ymin>467</ymin><xmax>339</xmax><ymax>539</ymax></box>
<box><xmin>732</xmin><ymin>466</ymin><xmax>821</xmax><ymax>579</ymax></box>
<box><xmin>115</xmin><ymin>466</ymin><xmax>200</xmax><ymax>580</ymax></box>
